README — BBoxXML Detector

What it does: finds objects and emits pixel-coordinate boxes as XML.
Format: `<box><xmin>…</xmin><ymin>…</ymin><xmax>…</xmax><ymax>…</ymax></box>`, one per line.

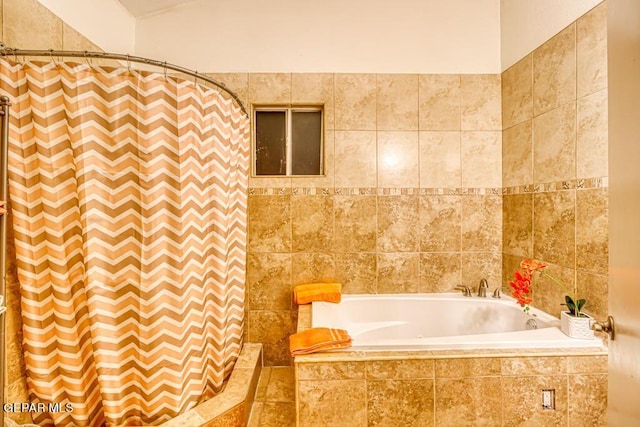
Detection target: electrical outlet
<box><xmin>542</xmin><ymin>389</ymin><xmax>555</xmax><ymax>410</ymax></box>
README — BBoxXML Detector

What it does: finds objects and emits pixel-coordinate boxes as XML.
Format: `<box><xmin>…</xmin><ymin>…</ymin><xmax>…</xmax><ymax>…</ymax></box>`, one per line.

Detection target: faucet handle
<box><xmin>455</xmin><ymin>285</ymin><xmax>472</xmax><ymax>297</ymax></box>
<box><xmin>492</xmin><ymin>286</ymin><xmax>508</xmax><ymax>298</ymax></box>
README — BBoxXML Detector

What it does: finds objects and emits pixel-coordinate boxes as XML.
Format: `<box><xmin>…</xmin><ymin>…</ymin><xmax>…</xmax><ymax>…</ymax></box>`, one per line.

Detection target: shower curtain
<box><xmin>0</xmin><ymin>58</ymin><xmax>249</xmax><ymax>426</ymax></box>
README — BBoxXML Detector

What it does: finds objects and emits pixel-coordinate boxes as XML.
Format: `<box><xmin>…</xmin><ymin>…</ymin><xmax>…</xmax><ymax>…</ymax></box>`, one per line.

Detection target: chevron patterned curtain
<box><xmin>0</xmin><ymin>59</ymin><xmax>249</xmax><ymax>426</ymax></box>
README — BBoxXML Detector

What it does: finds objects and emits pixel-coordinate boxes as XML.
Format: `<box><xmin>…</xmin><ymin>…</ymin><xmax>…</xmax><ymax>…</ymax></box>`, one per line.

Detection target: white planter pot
<box><xmin>560</xmin><ymin>311</ymin><xmax>595</xmax><ymax>339</ymax></box>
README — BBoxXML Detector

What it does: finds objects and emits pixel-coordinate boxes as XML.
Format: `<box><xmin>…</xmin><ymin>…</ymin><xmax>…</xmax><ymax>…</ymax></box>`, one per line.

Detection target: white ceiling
<box><xmin>117</xmin><ymin>0</ymin><xmax>194</xmax><ymax>18</ymax></box>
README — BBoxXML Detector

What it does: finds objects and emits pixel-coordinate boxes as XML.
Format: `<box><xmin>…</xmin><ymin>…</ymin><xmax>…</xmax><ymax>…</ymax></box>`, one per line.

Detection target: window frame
<box><xmin>252</xmin><ymin>105</ymin><xmax>325</xmax><ymax>177</ymax></box>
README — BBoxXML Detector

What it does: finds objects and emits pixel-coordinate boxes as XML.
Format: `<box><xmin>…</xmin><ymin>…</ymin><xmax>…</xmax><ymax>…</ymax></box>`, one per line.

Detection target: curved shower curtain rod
<box><xmin>0</xmin><ymin>44</ymin><xmax>249</xmax><ymax>117</ymax></box>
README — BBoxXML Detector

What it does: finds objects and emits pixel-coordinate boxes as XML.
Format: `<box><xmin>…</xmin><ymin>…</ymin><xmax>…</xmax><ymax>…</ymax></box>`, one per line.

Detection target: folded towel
<box><xmin>289</xmin><ymin>328</ymin><xmax>352</xmax><ymax>356</ymax></box>
<box><xmin>293</xmin><ymin>282</ymin><xmax>342</xmax><ymax>305</ymax></box>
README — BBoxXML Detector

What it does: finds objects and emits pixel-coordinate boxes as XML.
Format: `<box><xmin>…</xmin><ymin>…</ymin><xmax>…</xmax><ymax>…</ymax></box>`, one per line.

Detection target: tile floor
<box><xmin>249</xmin><ymin>367</ymin><xmax>296</xmax><ymax>426</ymax></box>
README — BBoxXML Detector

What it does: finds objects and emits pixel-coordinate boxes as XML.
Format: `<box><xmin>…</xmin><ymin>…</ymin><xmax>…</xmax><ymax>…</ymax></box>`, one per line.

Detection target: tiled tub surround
<box><xmin>294</xmin><ymin>306</ymin><xmax>607</xmax><ymax>427</ymax></box>
<box><xmin>211</xmin><ymin>70</ymin><xmax>503</xmax><ymax>366</ymax></box>
<box><xmin>162</xmin><ymin>343</ymin><xmax>263</xmax><ymax>427</ymax></box>
<box><xmin>247</xmin><ymin>189</ymin><xmax>503</xmax><ymax>365</ymax></box>
<box><xmin>501</xmin><ymin>2</ymin><xmax>609</xmax><ymax>322</ymax></box>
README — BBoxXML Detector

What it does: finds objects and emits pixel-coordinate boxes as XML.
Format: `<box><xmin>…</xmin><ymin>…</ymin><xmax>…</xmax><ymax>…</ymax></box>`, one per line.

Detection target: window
<box><xmin>253</xmin><ymin>106</ymin><xmax>323</xmax><ymax>176</ymax></box>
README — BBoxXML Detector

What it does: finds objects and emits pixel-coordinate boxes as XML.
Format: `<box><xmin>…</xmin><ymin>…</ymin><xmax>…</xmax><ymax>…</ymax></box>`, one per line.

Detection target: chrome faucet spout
<box><xmin>478</xmin><ymin>278</ymin><xmax>489</xmax><ymax>297</ymax></box>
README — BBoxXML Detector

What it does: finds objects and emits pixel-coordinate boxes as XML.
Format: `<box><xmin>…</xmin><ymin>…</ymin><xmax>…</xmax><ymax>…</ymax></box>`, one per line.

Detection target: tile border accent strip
<box><xmin>248</xmin><ymin>187</ymin><xmax>504</xmax><ymax>196</ymax></box>
<box><xmin>503</xmin><ymin>177</ymin><xmax>608</xmax><ymax>195</ymax></box>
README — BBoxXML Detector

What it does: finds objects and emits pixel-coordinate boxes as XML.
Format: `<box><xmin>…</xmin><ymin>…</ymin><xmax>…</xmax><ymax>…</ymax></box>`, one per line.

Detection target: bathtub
<box><xmin>311</xmin><ymin>293</ymin><xmax>605</xmax><ymax>350</ymax></box>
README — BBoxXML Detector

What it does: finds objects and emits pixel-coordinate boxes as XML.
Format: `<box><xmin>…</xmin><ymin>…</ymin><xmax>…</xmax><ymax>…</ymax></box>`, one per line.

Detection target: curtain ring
<box><xmin>126</xmin><ymin>54</ymin><xmax>131</xmax><ymax>72</ymax></box>
<box><xmin>194</xmin><ymin>71</ymin><xmax>198</xmax><ymax>85</ymax></box>
<box><xmin>163</xmin><ymin>61</ymin><xmax>168</xmax><ymax>79</ymax></box>
<box><xmin>84</xmin><ymin>51</ymin><xmax>93</xmax><ymax>68</ymax></box>
<box><xmin>49</xmin><ymin>49</ymin><xmax>58</xmax><ymax>66</ymax></box>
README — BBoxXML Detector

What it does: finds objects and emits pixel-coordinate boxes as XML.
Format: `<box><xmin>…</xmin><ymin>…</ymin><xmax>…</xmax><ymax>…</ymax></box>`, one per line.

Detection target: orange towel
<box><xmin>289</xmin><ymin>328</ymin><xmax>352</xmax><ymax>356</ymax></box>
<box><xmin>293</xmin><ymin>282</ymin><xmax>342</xmax><ymax>305</ymax></box>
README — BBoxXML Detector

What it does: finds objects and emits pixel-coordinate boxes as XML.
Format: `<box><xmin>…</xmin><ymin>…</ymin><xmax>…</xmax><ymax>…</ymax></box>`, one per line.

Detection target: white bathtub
<box><xmin>311</xmin><ymin>293</ymin><xmax>605</xmax><ymax>350</ymax></box>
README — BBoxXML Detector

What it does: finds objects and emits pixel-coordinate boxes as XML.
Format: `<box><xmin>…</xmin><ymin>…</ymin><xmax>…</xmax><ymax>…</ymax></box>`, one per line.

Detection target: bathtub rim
<box><xmin>295</xmin><ymin>298</ymin><xmax>607</xmax><ymax>364</ymax></box>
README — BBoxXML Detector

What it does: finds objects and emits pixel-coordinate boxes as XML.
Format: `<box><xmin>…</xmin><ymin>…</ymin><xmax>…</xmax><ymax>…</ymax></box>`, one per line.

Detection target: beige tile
<box><xmin>62</xmin><ymin>23</ymin><xmax>102</xmax><ymax>52</ymax></box>
<box><xmin>247</xmin><ymin>195</ymin><xmax>291</xmax><ymax>252</ymax></box>
<box><xmin>533</xmin><ymin>191</ymin><xmax>576</xmax><ymax>268</ymax></box>
<box><xmin>419</xmin><ymin>253</ymin><xmax>462</xmax><ymax>293</ymax></box>
<box><xmin>502</xmin><ymin>253</ymin><xmax>523</xmax><ymax>292</ymax></box>
<box><xmin>248</xmin><ymin>310</ymin><xmax>295</xmax><ymax>367</ymax></box>
<box><xmin>576</xmin><ymin>271</ymin><xmax>608</xmax><ymax>321</ymax></box>
<box><xmin>297</xmin><ymin>361</ymin><xmax>365</xmax><ymax>380</ymax></box>
<box><xmin>334</xmin><ymin>195</ymin><xmax>377</xmax><ymax>252</ymax></box>
<box><xmin>503</xmin><ymin>194</ymin><xmax>534</xmax><ymax>257</ymax></box>
<box><xmin>377</xmin><ymin>131</ymin><xmax>419</xmax><ymax>187</ymax></box>
<box><xmin>291</xmin><ymin>253</ymin><xmax>335</xmax><ymax>287</ymax></box>
<box><xmin>298</xmin><ymin>380</ymin><xmax>367</xmax><ymax>427</ymax></box>
<box><xmin>377</xmin><ymin>195</ymin><xmax>420</xmax><ymax>252</ymax></box>
<box><xmin>576</xmin><ymin>188</ymin><xmax>608</xmax><ymax>275</ymax></box>
<box><xmin>577</xmin><ymin>2</ymin><xmax>608</xmax><ymax>98</ymax></box>
<box><xmin>419</xmin><ymin>131</ymin><xmax>461</xmax><ymax>188</ymax></box>
<box><xmin>334</xmin><ymin>73</ymin><xmax>377</xmax><ymax>130</ymax></box>
<box><xmin>534</xmin><ymin>102</ymin><xmax>577</xmax><ymax>183</ymax></box>
<box><xmin>501</xmin><ymin>356</ymin><xmax>567</xmax><ymax>376</ymax></box>
<box><xmin>368</xmin><ymin>379</ymin><xmax>434</xmax><ymax>426</ymax></box>
<box><xmin>206</xmin><ymin>73</ymin><xmax>249</xmax><ymax>107</ymax></box>
<box><xmin>502</xmin><ymin>120</ymin><xmax>533</xmax><ymax>187</ymax></box>
<box><xmin>248</xmin><ymin>402</ymin><xmax>264</xmax><ymax>427</ymax></box>
<box><xmin>203</xmin><ymin>405</ymin><xmax>245</xmax><ymax>427</ymax></box>
<box><xmin>249</xmin><ymin>73</ymin><xmax>291</xmax><ymax>104</ymax></box>
<box><xmin>334</xmin><ymin>131</ymin><xmax>377</xmax><ymax>187</ymax></box>
<box><xmin>577</xmin><ymin>89</ymin><xmax>608</xmax><ymax>179</ymax></box>
<box><xmin>569</xmin><ymin>374</ymin><xmax>607</xmax><ymax>427</ymax></box>
<box><xmin>435</xmin><ymin>358</ymin><xmax>501</xmax><ymax>378</ymax></box>
<box><xmin>3</xmin><ymin>0</ymin><xmax>63</xmax><ymax>50</ymax></box>
<box><xmin>376</xmin><ymin>74</ymin><xmax>419</xmax><ymax>130</ymax></box>
<box><xmin>502</xmin><ymin>54</ymin><xmax>533</xmax><ymax>129</ymax></box>
<box><xmin>256</xmin><ymin>367</ymin><xmax>272</xmax><ymax>401</ymax></box>
<box><xmin>377</xmin><ymin>253</ymin><xmax>420</xmax><ymax>293</ymax></box>
<box><xmin>461</xmin><ymin>131</ymin><xmax>502</xmax><ymax>188</ymax></box>
<box><xmin>418</xmin><ymin>195</ymin><xmax>461</xmax><ymax>252</ymax></box>
<box><xmin>295</xmin><ymin>130</ymin><xmax>335</xmax><ymax>188</ymax></box>
<box><xmin>265</xmin><ymin>367</ymin><xmax>295</xmax><ymax>402</ymax></box>
<box><xmin>247</xmin><ymin>253</ymin><xmax>292</xmax><ymax>311</ymax></box>
<box><xmin>461</xmin><ymin>74</ymin><xmax>501</xmax><ymax>131</ymax></box>
<box><xmin>435</xmin><ymin>377</ymin><xmax>501</xmax><ymax>426</ymax></box>
<box><xmin>532</xmin><ymin>262</ymin><xmax>576</xmax><ymax>318</ymax></box>
<box><xmin>567</xmin><ymin>355</ymin><xmax>607</xmax><ymax>374</ymax></box>
<box><xmin>291</xmin><ymin>73</ymin><xmax>334</xmax><ymax>129</ymax></box>
<box><xmin>502</xmin><ymin>375</ymin><xmax>568</xmax><ymax>427</ymax></box>
<box><xmin>366</xmin><ymin>359</ymin><xmax>435</xmax><ymax>380</ymax></box>
<box><xmin>291</xmin><ymin>195</ymin><xmax>333</xmax><ymax>252</ymax></box>
<box><xmin>419</xmin><ymin>74</ymin><xmax>461</xmax><ymax>130</ymax></box>
<box><xmin>461</xmin><ymin>195</ymin><xmax>502</xmax><ymax>252</ymax></box>
<box><xmin>334</xmin><ymin>253</ymin><xmax>377</xmax><ymax>294</ymax></box>
<box><xmin>533</xmin><ymin>24</ymin><xmax>577</xmax><ymax>116</ymax></box>
<box><xmin>461</xmin><ymin>252</ymin><xmax>502</xmax><ymax>292</ymax></box>
<box><xmin>248</xmin><ymin>176</ymin><xmax>292</xmax><ymax>189</ymax></box>
<box><xmin>259</xmin><ymin>402</ymin><xmax>295</xmax><ymax>427</ymax></box>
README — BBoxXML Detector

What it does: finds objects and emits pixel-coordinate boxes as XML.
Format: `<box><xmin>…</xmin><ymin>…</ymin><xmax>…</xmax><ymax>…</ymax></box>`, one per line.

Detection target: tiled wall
<box><xmin>1</xmin><ymin>0</ymin><xmax>103</xmax><ymax>423</ymax></box>
<box><xmin>222</xmin><ymin>72</ymin><xmax>504</xmax><ymax>365</ymax></box>
<box><xmin>501</xmin><ymin>2</ymin><xmax>609</xmax><ymax>321</ymax></box>
<box><xmin>295</xmin><ymin>353</ymin><xmax>608</xmax><ymax>426</ymax></box>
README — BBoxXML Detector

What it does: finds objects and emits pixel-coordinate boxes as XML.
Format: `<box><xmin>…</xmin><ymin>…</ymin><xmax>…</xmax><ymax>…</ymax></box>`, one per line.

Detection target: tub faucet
<box><xmin>477</xmin><ymin>278</ymin><xmax>489</xmax><ymax>297</ymax></box>
<box><xmin>455</xmin><ymin>285</ymin><xmax>472</xmax><ymax>297</ymax></box>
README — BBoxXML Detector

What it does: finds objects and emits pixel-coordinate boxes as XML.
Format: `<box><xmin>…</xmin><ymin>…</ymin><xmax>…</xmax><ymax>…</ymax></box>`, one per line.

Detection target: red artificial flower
<box><xmin>520</xmin><ymin>259</ymin><xmax>547</xmax><ymax>273</ymax></box>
